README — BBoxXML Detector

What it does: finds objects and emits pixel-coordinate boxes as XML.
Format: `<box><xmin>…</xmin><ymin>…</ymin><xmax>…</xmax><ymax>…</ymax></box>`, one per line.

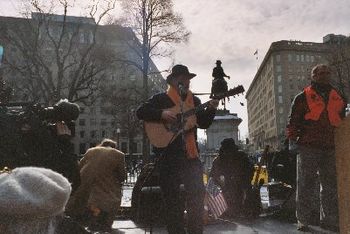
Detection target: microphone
<box><xmin>178</xmin><ymin>82</ymin><xmax>187</xmax><ymax>101</ymax></box>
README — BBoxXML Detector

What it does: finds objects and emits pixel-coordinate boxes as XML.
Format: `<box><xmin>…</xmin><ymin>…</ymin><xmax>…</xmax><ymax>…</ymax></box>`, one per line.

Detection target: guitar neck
<box><xmin>181</xmin><ymin>85</ymin><xmax>245</xmax><ymax>119</ymax></box>
<box><xmin>183</xmin><ymin>101</ymin><xmax>210</xmax><ymax>118</ymax></box>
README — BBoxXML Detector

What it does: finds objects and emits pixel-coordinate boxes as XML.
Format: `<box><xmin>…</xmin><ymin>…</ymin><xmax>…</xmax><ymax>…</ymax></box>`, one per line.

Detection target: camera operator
<box><xmin>0</xmin><ymin>99</ymin><xmax>81</xmax><ymax>192</ymax></box>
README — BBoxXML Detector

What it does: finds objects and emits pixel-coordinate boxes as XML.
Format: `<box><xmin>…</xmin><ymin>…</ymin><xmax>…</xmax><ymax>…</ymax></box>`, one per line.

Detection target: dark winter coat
<box><xmin>287</xmin><ymin>83</ymin><xmax>346</xmax><ymax>149</ymax></box>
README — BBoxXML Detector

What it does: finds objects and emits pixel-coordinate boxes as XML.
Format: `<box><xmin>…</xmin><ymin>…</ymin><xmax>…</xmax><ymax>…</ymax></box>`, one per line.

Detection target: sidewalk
<box><xmin>115</xmin><ymin>185</ymin><xmax>337</xmax><ymax>233</ymax></box>
<box><xmin>111</xmin><ymin>217</ymin><xmax>337</xmax><ymax>234</ymax></box>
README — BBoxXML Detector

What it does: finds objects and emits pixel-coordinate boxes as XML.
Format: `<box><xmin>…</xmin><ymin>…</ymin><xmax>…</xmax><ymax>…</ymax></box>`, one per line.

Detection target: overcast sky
<box><xmin>1</xmin><ymin>0</ymin><xmax>350</xmax><ymax>139</ymax></box>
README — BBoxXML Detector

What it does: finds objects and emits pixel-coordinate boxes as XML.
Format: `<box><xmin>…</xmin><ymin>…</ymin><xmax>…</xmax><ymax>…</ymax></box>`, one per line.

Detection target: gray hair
<box><xmin>311</xmin><ymin>64</ymin><xmax>330</xmax><ymax>79</ymax></box>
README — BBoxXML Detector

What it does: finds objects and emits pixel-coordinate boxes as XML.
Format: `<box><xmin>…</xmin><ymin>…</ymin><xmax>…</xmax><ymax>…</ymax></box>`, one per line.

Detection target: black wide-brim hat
<box><xmin>166</xmin><ymin>64</ymin><xmax>196</xmax><ymax>83</ymax></box>
<box><xmin>220</xmin><ymin>138</ymin><xmax>237</xmax><ymax>150</ymax></box>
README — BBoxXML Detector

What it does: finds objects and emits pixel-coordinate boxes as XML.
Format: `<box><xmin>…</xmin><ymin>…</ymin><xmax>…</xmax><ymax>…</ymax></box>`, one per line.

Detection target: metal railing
<box><xmin>123</xmin><ymin>152</ymin><xmax>218</xmax><ymax>186</ymax></box>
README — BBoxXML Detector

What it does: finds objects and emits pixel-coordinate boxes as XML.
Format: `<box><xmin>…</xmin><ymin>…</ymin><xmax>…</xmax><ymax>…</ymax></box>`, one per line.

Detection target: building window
<box><xmin>279</xmin><ymin>107</ymin><xmax>284</xmax><ymax>114</ymax></box>
<box><xmin>131</xmin><ymin>142</ymin><xmax>137</xmax><ymax>153</ymax></box>
<box><xmin>101</xmin><ymin>119</ymin><xmax>107</xmax><ymax>126</ymax></box>
<box><xmin>80</xmin><ymin>107</ymin><xmax>85</xmax><ymax>114</ymax></box>
<box><xmin>130</xmin><ymin>74</ymin><xmax>136</xmax><ymax>81</ymax></box>
<box><xmin>277</xmin><ymin>75</ymin><xmax>282</xmax><ymax>83</ymax></box>
<box><xmin>288</xmin><ymin>54</ymin><xmax>292</xmax><ymax>62</ymax></box>
<box><xmin>79</xmin><ymin>143</ymin><xmax>86</xmax><ymax>155</ymax></box>
<box><xmin>137</xmin><ymin>142</ymin><xmax>141</xmax><ymax>153</ymax></box>
<box><xmin>90</xmin><ymin>130</ymin><xmax>97</xmax><ymax>138</ymax></box>
<box><xmin>310</xmin><ymin>56</ymin><xmax>315</xmax><ymax>63</ymax></box>
<box><xmin>306</xmin><ymin>55</ymin><xmax>310</xmax><ymax>62</ymax></box>
<box><xmin>90</xmin><ymin>107</ymin><xmax>96</xmax><ymax>114</ymax></box>
<box><xmin>278</xmin><ymin>85</ymin><xmax>282</xmax><ymax>93</ymax></box>
<box><xmin>301</xmin><ymin>54</ymin><xmax>304</xmax><ymax>62</ymax></box>
<box><xmin>90</xmin><ymin>118</ymin><xmax>96</xmax><ymax>125</ymax></box>
<box><xmin>80</xmin><ymin>32</ymin><xmax>85</xmax><ymax>43</ymax></box>
<box><xmin>88</xmin><ymin>31</ymin><xmax>94</xmax><ymax>44</ymax></box>
<box><xmin>101</xmin><ymin>130</ymin><xmax>106</xmax><ymax>137</ymax></box>
<box><xmin>80</xmin><ymin>131</ymin><xmax>85</xmax><ymax>138</ymax></box>
<box><xmin>276</xmin><ymin>54</ymin><xmax>281</xmax><ymax>63</ymax></box>
<box><xmin>121</xmin><ymin>142</ymin><xmax>128</xmax><ymax>153</ymax></box>
<box><xmin>100</xmin><ymin>107</ymin><xmax>105</xmax><ymax>114</ymax></box>
<box><xmin>79</xmin><ymin>119</ymin><xmax>86</xmax><ymax>126</ymax></box>
<box><xmin>276</xmin><ymin>65</ymin><xmax>282</xmax><ymax>72</ymax></box>
<box><xmin>296</xmin><ymin>54</ymin><xmax>300</xmax><ymax>62</ymax></box>
<box><xmin>278</xmin><ymin>96</ymin><xmax>283</xmax><ymax>103</ymax></box>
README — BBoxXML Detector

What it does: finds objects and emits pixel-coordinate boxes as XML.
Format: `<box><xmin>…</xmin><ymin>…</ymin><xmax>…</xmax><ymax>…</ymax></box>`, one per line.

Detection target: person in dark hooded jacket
<box><xmin>210</xmin><ymin>138</ymin><xmax>253</xmax><ymax>217</ymax></box>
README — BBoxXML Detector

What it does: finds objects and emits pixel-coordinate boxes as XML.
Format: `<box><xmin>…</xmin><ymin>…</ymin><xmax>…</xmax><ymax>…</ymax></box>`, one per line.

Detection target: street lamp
<box><xmin>116</xmin><ymin>128</ymin><xmax>121</xmax><ymax>149</ymax></box>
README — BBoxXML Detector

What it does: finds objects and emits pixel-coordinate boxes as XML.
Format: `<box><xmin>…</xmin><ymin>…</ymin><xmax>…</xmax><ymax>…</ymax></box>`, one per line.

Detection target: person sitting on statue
<box><xmin>212</xmin><ymin>60</ymin><xmax>230</xmax><ymax>81</ymax></box>
<box><xmin>211</xmin><ymin>60</ymin><xmax>230</xmax><ymax>99</ymax></box>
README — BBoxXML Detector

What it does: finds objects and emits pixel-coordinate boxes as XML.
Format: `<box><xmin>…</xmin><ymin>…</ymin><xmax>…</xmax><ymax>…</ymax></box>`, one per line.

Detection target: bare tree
<box><xmin>117</xmin><ymin>0</ymin><xmax>190</xmax><ymax>161</ymax></box>
<box><xmin>0</xmin><ymin>0</ymin><xmax>116</xmax><ymax>105</ymax></box>
<box><xmin>326</xmin><ymin>38</ymin><xmax>350</xmax><ymax>100</ymax></box>
<box><xmin>100</xmin><ymin>65</ymin><xmax>143</xmax><ymax>166</ymax></box>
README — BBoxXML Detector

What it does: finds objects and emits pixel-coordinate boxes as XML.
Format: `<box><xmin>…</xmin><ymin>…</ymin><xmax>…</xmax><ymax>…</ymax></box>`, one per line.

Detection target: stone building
<box><xmin>0</xmin><ymin>13</ymin><xmax>167</xmax><ymax>156</ymax></box>
<box><xmin>246</xmin><ymin>34</ymin><xmax>350</xmax><ymax>151</ymax></box>
<box><xmin>246</xmin><ymin>39</ymin><xmax>329</xmax><ymax>151</ymax></box>
<box><xmin>73</xmin><ymin>23</ymin><xmax>166</xmax><ymax>155</ymax></box>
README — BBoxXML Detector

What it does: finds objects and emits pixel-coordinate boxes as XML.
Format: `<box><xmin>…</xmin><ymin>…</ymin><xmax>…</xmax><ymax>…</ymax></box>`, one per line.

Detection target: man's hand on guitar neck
<box><xmin>161</xmin><ymin>110</ymin><xmax>177</xmax><ymax>123</ymax></box>
<box><xmin>208</xmin><ymin>99</ymin><xmax>219</xmax><ymax>110</ymax></box>
<box><xmin>161</xmin><ymin>99</ymin><xmax>218</xmax><ymax>123</ymax></box>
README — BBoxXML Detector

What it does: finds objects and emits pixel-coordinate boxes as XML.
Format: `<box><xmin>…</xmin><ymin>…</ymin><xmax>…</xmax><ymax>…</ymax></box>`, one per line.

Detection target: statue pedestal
<box><xmin>335</xmin><ymin>115</ymin><xmax>350</xmax><ymax>234</ymax></box>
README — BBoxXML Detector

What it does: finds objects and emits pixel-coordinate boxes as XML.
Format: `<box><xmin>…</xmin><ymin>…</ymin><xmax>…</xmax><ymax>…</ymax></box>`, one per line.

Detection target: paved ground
<box><xmin>110</xmin><ymin>217</ymin><xmax>337</xmax><ymax>234</ymax></box>
<box><xmin>108</xmin><ymin>185</ymin><xmax>338</xmax><ymax>234</ymax></box>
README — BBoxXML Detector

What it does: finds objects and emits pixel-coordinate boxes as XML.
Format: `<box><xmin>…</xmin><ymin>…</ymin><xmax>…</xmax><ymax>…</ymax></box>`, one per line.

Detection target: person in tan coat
<box><xmin>66</xmin><ymin>138</ymin><xmax>127</xmax><ymax>232</ymax></box>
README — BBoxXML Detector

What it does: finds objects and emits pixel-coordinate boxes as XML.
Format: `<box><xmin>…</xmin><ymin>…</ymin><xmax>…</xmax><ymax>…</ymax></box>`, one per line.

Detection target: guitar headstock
<box><xmin>212</xmin><ymin>85</ymin><xmax>245</xmax><ymax>100</ymax></box>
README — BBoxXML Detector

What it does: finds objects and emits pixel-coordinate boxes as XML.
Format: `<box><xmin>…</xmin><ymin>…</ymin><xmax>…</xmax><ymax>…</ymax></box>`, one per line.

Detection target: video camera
<box><xmin>0</xmin><ymin>99</ymin><xmax>81</xmax><ymax>191</ymax></box>
<box><xmin>17</xmin><ymin>99</ymin><xmax>80</xmax><ymax>136</ymax></box>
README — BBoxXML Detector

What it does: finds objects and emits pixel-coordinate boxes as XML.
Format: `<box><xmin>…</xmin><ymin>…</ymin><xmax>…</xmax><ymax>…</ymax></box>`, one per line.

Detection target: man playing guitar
<box><xmin>136</xmin><ymin>64</ymin><xmax>219</xmax><ymax>234</ymax></box>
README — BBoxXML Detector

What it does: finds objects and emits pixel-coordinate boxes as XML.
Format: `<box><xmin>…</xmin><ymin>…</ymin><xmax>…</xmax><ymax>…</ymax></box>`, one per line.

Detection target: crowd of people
<box><xmin>0</xmin><ymin>63</ymin><xmax>347</xmax><ymax>233</ymax></box>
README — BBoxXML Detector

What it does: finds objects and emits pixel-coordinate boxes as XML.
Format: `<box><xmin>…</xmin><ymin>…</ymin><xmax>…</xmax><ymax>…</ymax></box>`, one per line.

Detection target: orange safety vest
<box><xmin>304</xmin><ymin>86</ymin><xmax>344</xmax><ymax>127</ymax></box>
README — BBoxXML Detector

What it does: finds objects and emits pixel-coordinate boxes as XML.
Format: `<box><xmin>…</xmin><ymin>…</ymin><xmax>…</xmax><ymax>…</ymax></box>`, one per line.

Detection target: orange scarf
<box><xmin>167</xmin><ymin>86</ymin><xmax>198</xmax><ymax>159</ymax></box>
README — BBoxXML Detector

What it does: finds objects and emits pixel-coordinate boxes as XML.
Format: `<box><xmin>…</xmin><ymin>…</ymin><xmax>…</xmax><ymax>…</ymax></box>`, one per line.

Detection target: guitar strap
<box><xmin>167</xmin><ymin>86</ymin><xmax>198</xmax><ymax>159</ymax></box>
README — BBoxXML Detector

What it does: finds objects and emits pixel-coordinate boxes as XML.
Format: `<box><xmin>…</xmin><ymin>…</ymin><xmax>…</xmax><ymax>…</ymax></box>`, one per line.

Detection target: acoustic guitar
<box><xmin>144</xmin><ymin>85</ymin><xmax>245</xmax><ymax>148</ymax></box>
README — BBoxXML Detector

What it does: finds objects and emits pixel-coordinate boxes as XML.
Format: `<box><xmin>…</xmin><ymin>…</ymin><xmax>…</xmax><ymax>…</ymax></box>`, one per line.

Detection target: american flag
<box><xmin>206</xmin><ymin>178</ymin><xmax>228</xmax><ymax>219</ymax></box>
